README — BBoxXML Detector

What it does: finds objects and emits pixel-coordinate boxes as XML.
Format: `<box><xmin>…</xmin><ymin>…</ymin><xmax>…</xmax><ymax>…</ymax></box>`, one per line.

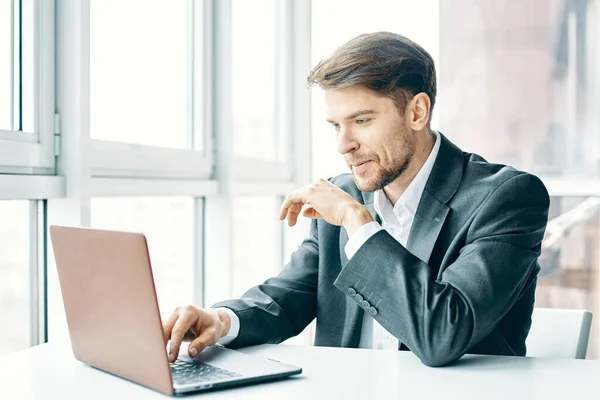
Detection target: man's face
<box><xmin>325</xmin><ymin>86</ymin><xmax>415</xmax><ymax>192</ymax></box>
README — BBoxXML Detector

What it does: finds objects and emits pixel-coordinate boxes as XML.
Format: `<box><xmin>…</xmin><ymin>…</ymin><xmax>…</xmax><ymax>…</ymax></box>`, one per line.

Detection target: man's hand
<box><xmin>162</xmin><ymin>306</ymin><xmax>231</xmax><ymax>362</ymax></box>
<box><xmin>280</xmin><ymin>179</ymin><xmax>374</xmax><ymax>236</ymax></box>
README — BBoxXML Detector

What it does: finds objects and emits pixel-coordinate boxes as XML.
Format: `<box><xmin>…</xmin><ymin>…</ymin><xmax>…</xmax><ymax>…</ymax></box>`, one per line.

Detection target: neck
<box><xmin>383</xmin><ymin>130</ymin><xmax>436</xmax><ymax>205</ymax></box>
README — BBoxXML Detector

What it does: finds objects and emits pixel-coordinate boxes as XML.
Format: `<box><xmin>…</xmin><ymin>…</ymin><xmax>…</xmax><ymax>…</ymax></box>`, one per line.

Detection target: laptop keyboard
<box><xmin>170</xmin><ymin>359</ymin><xmax>243</xmax><ymax>385</ymax></box>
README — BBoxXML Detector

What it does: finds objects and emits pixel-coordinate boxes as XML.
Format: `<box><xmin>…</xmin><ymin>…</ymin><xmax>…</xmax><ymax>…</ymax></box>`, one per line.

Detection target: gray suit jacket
<box><xmin>214</xmin><ymin>133</ymin><xmax>550</xmax><ymax>367</ymax></box>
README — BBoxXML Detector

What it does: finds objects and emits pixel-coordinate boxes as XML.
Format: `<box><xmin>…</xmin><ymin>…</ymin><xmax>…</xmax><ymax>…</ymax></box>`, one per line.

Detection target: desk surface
<box><xmin>1</xmin><ymin>343</ymin><xmax>600</xmax><ymax>399</ymax></box>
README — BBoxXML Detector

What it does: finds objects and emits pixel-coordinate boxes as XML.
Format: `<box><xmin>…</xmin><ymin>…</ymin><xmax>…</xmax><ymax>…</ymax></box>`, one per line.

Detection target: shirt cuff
<box><xmin>344</xmin><ymin>221</ymin><xmax>383</xmax><ymax>260</ymax></box>
<box><xmin>214</xmin><ymin>307</ymin><xmax>240</xmax><ymax>346</ymax></box>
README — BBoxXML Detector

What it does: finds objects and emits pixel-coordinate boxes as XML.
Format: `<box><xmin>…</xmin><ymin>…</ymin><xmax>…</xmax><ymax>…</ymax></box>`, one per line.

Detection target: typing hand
<box><xmin>162</xmin><ymin>306</ymin><xmax>231</xmax><ymax>362</ymax></box>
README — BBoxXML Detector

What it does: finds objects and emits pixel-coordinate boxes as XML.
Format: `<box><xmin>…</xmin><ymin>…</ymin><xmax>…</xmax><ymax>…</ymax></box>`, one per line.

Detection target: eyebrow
<box><xmin>326</xmin><ymin>109</ymin><xmax>377</xmax><ymax>124</ymax></box>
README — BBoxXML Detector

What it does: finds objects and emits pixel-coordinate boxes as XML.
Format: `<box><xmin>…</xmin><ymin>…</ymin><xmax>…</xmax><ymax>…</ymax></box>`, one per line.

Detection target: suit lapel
<box><xmin>352</xmin><ymin>133</ymin><xmax>464</xmax><ymax>267</ymax></box>
<box><xmin>405</xmin><ymin>192</ymin><xmax>449</xmax><ymax>264</ymax></box>
<box><xmin>405</xmin><ymin>132</ymin><xmax>464</xmax><ymax>264</ymax></box>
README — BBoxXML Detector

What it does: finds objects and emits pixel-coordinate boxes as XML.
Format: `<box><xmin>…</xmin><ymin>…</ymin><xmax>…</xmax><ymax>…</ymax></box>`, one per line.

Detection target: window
<box><xmin>0</xmin><ymin>0</ymin><xmax>57</xmax><ymax>356</ymax></box>
<box><xmin>48</xmin><ymin>0</ymin><xmax>311</xmax><ymax>349</ymax></box>
<box><xmin>538</xmin><ymin>196</ymin><xmax>600</xmax><ymax>358</ymax></box>
<box><xmin>0</xmin><ymin>0</ymin><xmax>33</xmax><ymax>133</ymax></box>
<box><xmin>89</xmin><ymin>0</ymin><xmax>210</xmax><ymax>179</ymax></box>
<box><xmin>0</xmin><ymin>201</ymin><xmax>34</xmax><ymax>356</ymax></box>
<box><xmin>0</xmin><ymin>0</ymin><xmax>55</xmax><ymax>173</ymax></box>
<box><xmin>90</xmin><ymin>197</ymin><xmax>196</xmax><ymax>318</ymax></box>
<box><xmin>228</xmin><ymin>0</ymin><xmax>299</xmax><ymax>183</ymax></box>
<box><xmin>231</xmin><ymin>0</ymin><xmax>277</xmax><ymax>161</ymax></box>
<box><xmin>438</xmin><ymin>0</ymin><xmax>600</xmax><ymax>359</ymax></box>
<box><xmin>283</xmin><ymin>212</ymin><xmax>312</xmax><ymax>266</ymax></box>
<box><xmin>230</xmin><ymin>196</ymin><xmax>314</xmax><ymax>345</ymax></box>
<box><xmin>90</xmin><ymin>1</ymin><xmax>192</xmax><ymax>150</ymax></box>
<box><xmin>231</xmin><ymin>196</ymin><xmax>312</xmax><ymax>299</ymax></box>
<box><xmin>231</xmin><ymin>196</ymin><xmax>281</xmax><ymax>297</ymax></box>
<box><xmin>0</xmin><ymin>0</ymin><xmax>13</xmax><ymax>130</ymax></box>
<box><xmin>438</xmin><ymin>0</ymin><xmax>599</xmax><ymax>181</ymax></box>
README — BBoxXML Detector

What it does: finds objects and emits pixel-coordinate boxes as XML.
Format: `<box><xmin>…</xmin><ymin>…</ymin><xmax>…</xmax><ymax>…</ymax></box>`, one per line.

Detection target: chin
<box><xmin>352</xmin><ymin>175</ymin><xmax>381</xmax><ymax>192</ymax></box>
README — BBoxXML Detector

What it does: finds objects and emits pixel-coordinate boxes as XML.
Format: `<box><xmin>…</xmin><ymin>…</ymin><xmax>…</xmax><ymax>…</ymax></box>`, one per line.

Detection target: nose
<box><xmin>337</xmin><ymin>126</ymin><xmax>359</xmax><ymax>155</ymax></box>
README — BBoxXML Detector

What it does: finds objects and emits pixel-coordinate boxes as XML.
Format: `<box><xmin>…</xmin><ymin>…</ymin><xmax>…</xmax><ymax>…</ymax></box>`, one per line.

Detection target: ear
<box><xmin>408</xmin><ymin>93</ymin><xmax>431</xmax><ymax>131</ymax></box>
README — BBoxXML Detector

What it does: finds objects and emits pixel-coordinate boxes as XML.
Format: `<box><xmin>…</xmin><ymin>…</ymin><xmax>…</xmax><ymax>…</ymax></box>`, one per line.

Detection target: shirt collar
<box><xmin>373</xmin><ymin>130</ymin><xmax>441</xmax><ymax>221</ymax></box>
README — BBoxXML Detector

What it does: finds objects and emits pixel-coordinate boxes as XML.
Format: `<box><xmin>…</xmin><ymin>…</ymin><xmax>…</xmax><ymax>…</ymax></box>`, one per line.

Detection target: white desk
<box><xmin>1</xmin><ymin>343</ymin><xmax>600</xmax><ymax>399</ymax></box>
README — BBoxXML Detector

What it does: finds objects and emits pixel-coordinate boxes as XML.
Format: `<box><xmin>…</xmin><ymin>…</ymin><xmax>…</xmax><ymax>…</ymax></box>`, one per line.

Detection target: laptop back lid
<box><xmin>49</xmin><ymin>225</ymin><xmax>174</xmax><ymax>395</ymax></box>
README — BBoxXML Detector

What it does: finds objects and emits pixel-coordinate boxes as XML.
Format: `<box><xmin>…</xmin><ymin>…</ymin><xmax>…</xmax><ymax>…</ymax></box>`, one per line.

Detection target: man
<box><xmin>163</xmin><ymin>32</ymin><xmax>549</xmax><ymax>367</ymax></box>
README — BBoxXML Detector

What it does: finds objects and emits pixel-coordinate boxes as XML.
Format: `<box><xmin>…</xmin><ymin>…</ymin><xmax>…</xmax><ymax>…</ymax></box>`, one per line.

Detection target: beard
<box><xmin>351</xmin><ymin>126</ymin><xmax>415</xmax><ymax>192</ymax></box>
<box><xmin>352</xmin><ymin>152</ymin><xmax>413</xmax><ymax>192</ymax></box>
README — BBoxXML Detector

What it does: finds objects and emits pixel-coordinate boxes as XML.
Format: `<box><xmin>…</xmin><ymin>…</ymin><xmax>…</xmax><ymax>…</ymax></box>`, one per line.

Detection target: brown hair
<box><xmin>307</xmin><ymin>32</ymin><xmax>437</xmax><ymax>124</ymax></box>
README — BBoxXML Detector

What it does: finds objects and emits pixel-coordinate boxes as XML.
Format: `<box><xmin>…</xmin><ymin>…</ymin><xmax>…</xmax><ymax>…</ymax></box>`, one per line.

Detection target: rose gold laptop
<box><xmin>49</xmin><ymin>225</ymin><xmax>301</xmax><ymax>395</ymax></box>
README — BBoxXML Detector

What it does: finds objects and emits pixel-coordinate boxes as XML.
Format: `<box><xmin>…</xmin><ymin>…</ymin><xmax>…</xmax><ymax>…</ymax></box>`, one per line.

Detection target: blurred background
<box><xmin>2</xmin><ymin>0</ymin><xmax>600</xmax><ymax>359</ymax></box>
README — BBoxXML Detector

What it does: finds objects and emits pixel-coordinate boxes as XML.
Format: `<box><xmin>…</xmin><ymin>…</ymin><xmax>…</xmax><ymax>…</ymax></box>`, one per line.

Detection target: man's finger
<box><xmin>162</xmin><ymin>310</ymin><xmax>180</xmax><ymax>344</ymax></box>
<box><xmin>286</xmin><ymin>203</ymin><xmax>304</xmax><ymax>226</ymax></box>
<box><xmin>188</xmin><ymin>328</ymin><xmax>218</xmax><ymax>358</ymax></box>
<box><xmin>302</xmin><ymin>207</ymin><xmax>322</xmax><ymax>220</ymax></box>
<box><xmin>280</xmin><ymin>187</ymin><xmax>310</xmax><ymax>220</ymax></box>
<box><xmin>280</xmin><ymin>199</ymin><xmax>304</xmax><ymax>220</ymax></box>
<box><xmin>279</xmin><ymin>195</ymin><xmax>298</xmax><ymax>220</ymax></box>
<box><xmin>168</xmin><ymin>311</ymin><xmax>198</xmax><ymax>362</ymax></box>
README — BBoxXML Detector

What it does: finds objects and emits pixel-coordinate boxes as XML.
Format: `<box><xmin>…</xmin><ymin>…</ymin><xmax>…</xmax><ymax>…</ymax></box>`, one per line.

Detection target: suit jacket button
<box><xmin>355</xmin><ymin>294</ymin><xmax>364</xmax><ymax>303</ymax></box>
<box><xmin>368</xmin><ymin>307</ymin><xmax>378</xmax><ymax>316</ymax></box>
<box><xmin>348</xmin><ymin>288</ymin><xmax>357</xmax><ymax>296</ymax></box>
<box><xmin>361</xmin><ymin>300</ymin><xmax>370</xmax><ymax>308</ymax></box>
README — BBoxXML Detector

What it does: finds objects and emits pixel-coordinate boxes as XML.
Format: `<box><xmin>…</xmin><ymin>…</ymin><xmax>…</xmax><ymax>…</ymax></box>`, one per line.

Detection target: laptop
<box><xmin>49</xmin><ymin>225</ymin><xmax>302</xmax><ymax>395</ymax></box>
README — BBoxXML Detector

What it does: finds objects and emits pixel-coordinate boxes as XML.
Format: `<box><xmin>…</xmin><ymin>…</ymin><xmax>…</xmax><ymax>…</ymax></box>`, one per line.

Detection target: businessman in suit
<box><xmin>163</xmin><ymin>32</ymin><xmax>550</xmax><ymax>367</ymax></box>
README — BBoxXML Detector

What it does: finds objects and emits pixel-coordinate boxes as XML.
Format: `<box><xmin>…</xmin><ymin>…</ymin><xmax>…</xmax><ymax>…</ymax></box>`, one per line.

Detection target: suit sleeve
<box><xmin>333</xmin><ymin>173</ymin><xmax>550</xmax><ymax>366</ymax></box>
<box><xmin>212</xmin><ymin>219</ymin><xmax>319</xmax><ymax>348</ymax></box>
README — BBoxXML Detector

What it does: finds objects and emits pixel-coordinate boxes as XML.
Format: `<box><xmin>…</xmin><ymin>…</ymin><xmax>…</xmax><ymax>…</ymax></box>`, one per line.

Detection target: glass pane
<box><xmin>231</xmin><ymin>0</ymin><xmax>277</xmax><ymax>160</ymax></box>
<box><xmin>310</xmin><ymin>0</ymin><xmax>440</xmax><ymax>180</ymax></box>
<box><xmin>0</xmin><ymin>0</ymin><xmax>34</xmax><ymax>133</ymax></box>
<box><xmin>283</xmin><ymin>209</ymin><xmax>311</xmax><ymax>265</ymax></box>
<box><xmin>538</xmin><ymin>196</ymin><xmax>600</xmax><ymax>359</ymax></box>
<box><xmin>192</xmin><ymin>1</ymin><xmax>204</xmax><ymax>152</ymax></box>
<box><xmin>90</xmin><ymin>197</ymin><xmax>195</xmax><ymax>319</ymax></box>
<box><xmin>0</xmin><ymin>201</ymin><xmax>32</xmax><ymax>356</ymax></box>
<box><xmin>90</xmin><ymin>1</ymin><xmax>190</xmax><ymax>149</ymax></box>
<box><xmin>20</xmin><ymin>0</ymin><xmax>34</xmax><ymax>133</ymax></box>
<box><xmin>438</xmin><ymin>0</ymin><xmax>599</xmax><ymax>178</ymax></box>
<box><xmin>232</xmin><ymin>197</ymin><xmax>280</xmax><ymax>298</ymax></box>
<box><xmin>0</xmin><ymin>0</ymin><xmax>11</xmax><ymax>130</ymax></box>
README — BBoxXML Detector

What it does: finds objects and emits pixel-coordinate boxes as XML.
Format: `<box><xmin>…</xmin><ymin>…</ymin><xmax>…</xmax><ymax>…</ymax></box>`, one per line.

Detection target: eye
<box><xmin>356</xmin><ymin>118</ymin><xmax>371</xmax><ymax>125</ymax></box>
<box><xmin>330</xmin><ymin>123</ymin><xmax>340</xmax><ymax>131</ymax></box>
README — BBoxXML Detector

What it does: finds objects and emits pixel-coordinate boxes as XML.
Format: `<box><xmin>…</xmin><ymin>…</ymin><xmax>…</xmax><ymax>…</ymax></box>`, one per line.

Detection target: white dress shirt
<box><xmin>219</xmin><ymin>131</ymin><xmax>441</xmax><ymax>349</ymax></box>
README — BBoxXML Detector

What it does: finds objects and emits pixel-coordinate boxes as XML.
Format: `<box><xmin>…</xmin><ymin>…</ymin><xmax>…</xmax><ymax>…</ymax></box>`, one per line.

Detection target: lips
<box><xmin>351</xmin><ymin>160</ymin><xmax>373</xmax><ymax>174</ymax></box>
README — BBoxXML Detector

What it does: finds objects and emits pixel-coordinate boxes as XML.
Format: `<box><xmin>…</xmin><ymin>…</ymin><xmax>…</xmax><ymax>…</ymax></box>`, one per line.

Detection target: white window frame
<box><xmin>47</xmin><ymin>0</ymin><xmax>221</xmax><ymax>343</ymax></box>
<box><xmin>228</xmin><ymin>0</ymin><xmax>311</xmax><ymax>188</ymax></box>
<box><xmin>229</xmin><ymin>0</ymin><xmax>299</xmax><ymax>183</ymax></box>
<box><xmin>90</xmin><ymin>141</ymin><xmax>213</xmax><ymax>179</ymax></box>
<box><xmin>205</xmin><ymin>0</ymin><xmax>311</xmax><ymax>306</ymax></box>
<box><xmin>88</xmin><ymin>0</ymin><xmax>214</xmax><ymax>181</ymax></box>
<box><xmin>0</xmin><ymin>174</ymin><xmax>64</xmax><ymax>200</ymax></box>
<box><xmin>48</xmin><ymin>0</ymin><xmax>313</xmax><ymax>344</ymax></box>
<box><xmin>0</xmin><ymin>0</ymin><xmax>56</xmax><ymax>175</ymax></box>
